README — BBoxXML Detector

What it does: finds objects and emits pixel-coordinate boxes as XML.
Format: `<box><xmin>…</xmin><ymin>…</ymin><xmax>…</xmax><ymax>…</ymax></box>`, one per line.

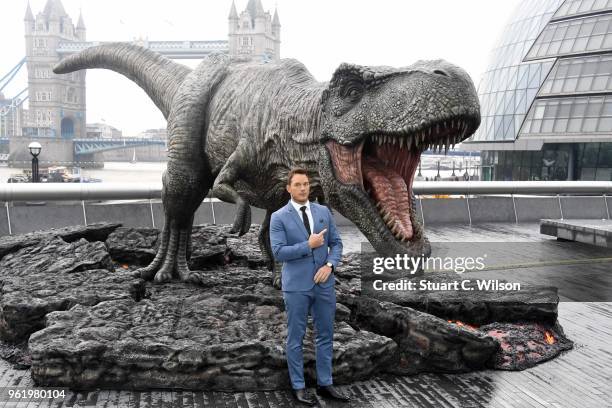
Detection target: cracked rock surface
<box><xmin>0</xmin><ymin>223</ymin><xmax>573</xmax><ymax>390</ymax></box>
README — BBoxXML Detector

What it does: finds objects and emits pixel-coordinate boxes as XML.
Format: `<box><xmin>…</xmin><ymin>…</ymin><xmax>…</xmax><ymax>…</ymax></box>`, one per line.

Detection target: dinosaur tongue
<box><xmin>362</xmin><ymin>142</ymin><xmax>419</xmax><ymax>241</ymax></box>
<box><xmin>325</xmin><ymin>137</ymin><xmax>420</xmax><ymax>242</ymax></box>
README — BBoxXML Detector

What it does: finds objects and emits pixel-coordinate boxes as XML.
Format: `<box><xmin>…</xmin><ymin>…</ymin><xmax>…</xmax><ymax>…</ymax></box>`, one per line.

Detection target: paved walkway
<box><xmin>0</xmin><ymin>223</ymin><xmax>610</xmax><ymax>407</ymax></box>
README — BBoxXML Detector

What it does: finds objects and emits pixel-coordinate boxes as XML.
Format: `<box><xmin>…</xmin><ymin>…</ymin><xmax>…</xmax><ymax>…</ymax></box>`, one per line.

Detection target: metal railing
<box><xmin>1</xmin><ymin>181</ymin><xmax>611</xmax><ymax>201</ymax></box>
<box><xmin>0</xmin><ymin>181</ymin><xmax>611</xmax><ymax>235</ymax></box>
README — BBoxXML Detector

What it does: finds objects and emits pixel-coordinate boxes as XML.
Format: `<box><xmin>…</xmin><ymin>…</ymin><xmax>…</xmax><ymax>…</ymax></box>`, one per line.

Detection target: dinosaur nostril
<box><xmin>433</xmin><ymin>69</ymin><xmax>449</xmax><ymax>77</ymax></box>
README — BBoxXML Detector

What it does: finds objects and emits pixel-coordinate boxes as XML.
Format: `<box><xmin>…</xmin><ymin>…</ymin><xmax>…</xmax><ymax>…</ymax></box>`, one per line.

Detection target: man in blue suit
<box><xmin>270</xmin><ymin>168</ymin><xmax>350</xmax><ymax>406</ymax></box>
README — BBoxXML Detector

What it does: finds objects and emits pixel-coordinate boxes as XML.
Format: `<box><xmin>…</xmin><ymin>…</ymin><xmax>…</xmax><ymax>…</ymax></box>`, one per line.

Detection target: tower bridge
<box><xmin>1</xmin><ymin>0</ymin><xmax>280</xmax><ymax>166</ymax></box>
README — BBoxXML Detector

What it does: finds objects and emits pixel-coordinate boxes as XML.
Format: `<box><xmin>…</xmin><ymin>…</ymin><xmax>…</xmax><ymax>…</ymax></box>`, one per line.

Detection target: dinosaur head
<box><xmin>318</xmin><ymin>59</ymin><xmax>480</xmax><ymax>258</ymax></box>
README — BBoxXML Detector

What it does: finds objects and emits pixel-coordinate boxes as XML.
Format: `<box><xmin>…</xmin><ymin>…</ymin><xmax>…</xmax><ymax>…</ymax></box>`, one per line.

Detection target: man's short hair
<box><xmin>287</xmin><ymin>168</ymin><xmax>309</xmax><ymax>185</ymax></box>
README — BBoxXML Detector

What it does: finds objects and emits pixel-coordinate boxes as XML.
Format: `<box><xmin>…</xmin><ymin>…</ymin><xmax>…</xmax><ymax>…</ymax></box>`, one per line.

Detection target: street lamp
<box><xmin>28</xmin><ymin>141</ymin><xmax>42</xmax><ymax>183</ymax></box>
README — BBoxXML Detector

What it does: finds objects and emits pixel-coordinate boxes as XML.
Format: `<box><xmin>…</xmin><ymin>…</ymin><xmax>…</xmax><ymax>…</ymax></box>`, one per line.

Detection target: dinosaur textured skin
<box><xmin>54</xmin><ymin>43</ymin><xmax>481</xmax><ymax>284</ymax></box>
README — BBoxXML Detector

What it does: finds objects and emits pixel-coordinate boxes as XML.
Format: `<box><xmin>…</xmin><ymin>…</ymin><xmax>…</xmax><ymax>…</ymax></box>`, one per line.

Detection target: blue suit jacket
<box><xmin>270</xmin><ymin>200</ymin><xmax>343</xmax><ymax>292</ymax></box>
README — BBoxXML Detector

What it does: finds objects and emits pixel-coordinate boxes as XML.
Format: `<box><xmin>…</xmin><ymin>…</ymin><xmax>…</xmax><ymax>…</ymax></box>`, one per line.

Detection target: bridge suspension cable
<box><xmin>0</xmin><ymin>58</ymin><xmax>26</xmax><ymax>93</ymax></box>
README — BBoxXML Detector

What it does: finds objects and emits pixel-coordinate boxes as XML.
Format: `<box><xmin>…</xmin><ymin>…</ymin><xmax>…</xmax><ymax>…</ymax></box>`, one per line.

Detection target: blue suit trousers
<box><xmin>282</xmin><ymin>283</ymin><xmax>336</xmax><ymax>390</ymax></box>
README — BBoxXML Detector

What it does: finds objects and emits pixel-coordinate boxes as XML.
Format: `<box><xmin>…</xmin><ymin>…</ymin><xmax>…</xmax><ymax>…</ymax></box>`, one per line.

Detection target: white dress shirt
<box><xmin>291</xmin><ymin>198</ymin><xmax>314</xmax><ymax>235</ymax></box>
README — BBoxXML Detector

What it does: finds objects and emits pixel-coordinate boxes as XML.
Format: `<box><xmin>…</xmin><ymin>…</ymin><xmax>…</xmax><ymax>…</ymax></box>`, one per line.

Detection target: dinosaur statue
<box><xmin>53</xmin><ymin>43</ymin><xmax>480</xmax><ymax>284</ymax></box>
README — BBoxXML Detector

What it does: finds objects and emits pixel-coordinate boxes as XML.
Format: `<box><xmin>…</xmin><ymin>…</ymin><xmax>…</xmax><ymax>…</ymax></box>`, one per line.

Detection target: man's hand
<box><xmin>314</xmin><ymin>264</ymin><xmax>332</xmax><ymax>284</ymax></box>
<box><xmin>308</xmin><ymin>228</ymin><xmax>327</xmax><ymax>249</ymax></box>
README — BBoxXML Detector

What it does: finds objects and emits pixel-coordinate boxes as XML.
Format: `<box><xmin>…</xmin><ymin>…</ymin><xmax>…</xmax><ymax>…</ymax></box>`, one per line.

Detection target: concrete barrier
<box><xmin>560</xmin><ymin>196</ymin><xmax>609</xmax><ymax>220</ymax></box>
<box><xmin>514</xmin><ymin>197</ymin><xmax>562</xmax><ymax>222</ymax></box>
<box><xmin>1</xmin><ymin>195</ymin><xmax>610</xmax><ymax>237</ymax></box>
<box><xmin>467</xmin><ymin>196</ymin><xmax>516</xmax><ymax>223</ymax></box>
<box><xmin>420</xmin><ymin>197</ymin><xmax>470</xmax><ymax>224</ymax></box>
<box><xmin>85</xmin><ymin>202</ymin><xmax>154</xmax><ymax>228</ymax></box>
<box><xmin>0</xmin><ymin>205</ymin><xmax>9</xmax><ymax>236</ymax></box>
<box><xmin>8</xmin><ymin>203</ymin><xmax>85</xmax><ymax>235</ymax></box>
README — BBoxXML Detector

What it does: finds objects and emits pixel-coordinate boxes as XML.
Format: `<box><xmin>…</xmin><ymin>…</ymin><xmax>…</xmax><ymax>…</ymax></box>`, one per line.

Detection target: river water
<box><xmin>0</xmin><ymin>154</ymin><xmax>480</xmax><ymax>184</ymax></box>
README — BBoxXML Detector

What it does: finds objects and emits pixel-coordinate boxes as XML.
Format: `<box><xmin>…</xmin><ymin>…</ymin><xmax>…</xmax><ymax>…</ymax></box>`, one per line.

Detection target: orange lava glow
<box><xmin>447</xmin><ymin>320</ymin><xmax>480</xmax><ymax>331</ymax></box>
<box><xmin>544</xmin><ymin>331</ymin><xmax>555</xmax><ymax>345</ymax></box>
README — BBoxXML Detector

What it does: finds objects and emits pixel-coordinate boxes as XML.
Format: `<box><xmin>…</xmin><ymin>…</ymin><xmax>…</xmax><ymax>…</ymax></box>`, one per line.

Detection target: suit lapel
<box><xmin>286</xmin><ymin>200</ymin><xmax>310</xmax><ymax>240</ymax></box>
<box><xmin>310</xmin><ymin>204</ymin><xmax>319</xmax><ymax>234</ymax></box>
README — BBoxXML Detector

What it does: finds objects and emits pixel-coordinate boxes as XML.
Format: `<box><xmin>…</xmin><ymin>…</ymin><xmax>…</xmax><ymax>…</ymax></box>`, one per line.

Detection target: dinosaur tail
<box><xmin>53</xmin><ymin>42</ymin><xmax>191</xmax><ymax>119</ymax></box>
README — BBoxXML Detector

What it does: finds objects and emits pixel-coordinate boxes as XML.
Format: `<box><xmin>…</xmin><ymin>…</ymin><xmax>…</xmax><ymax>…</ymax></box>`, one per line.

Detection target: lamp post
<box><xmin>28</xmin><ymin>141</ymin><xmax>41</xmax><ymax>183</ymax></box>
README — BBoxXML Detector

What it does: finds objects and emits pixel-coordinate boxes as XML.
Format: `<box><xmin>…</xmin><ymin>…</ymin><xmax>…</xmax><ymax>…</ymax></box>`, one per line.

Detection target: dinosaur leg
<box><xmin>258</xmin><ymin>208</ymin><xmax>284</xmax><ymax>289</ymax></box>
<box><xmin>186</xmin><ymin>213</ymin><xmax>194</xmax><ymax>261</ymax></box>
<box><xmin>258</xmin><ymin>210</ymin><xmax>274</xmax><ymax>270</ymax></box>
<box><xmin>212</xmin><ymin>146</ymin><xmax>252</xmax><ymax>236</ymax></box>
<box><xmin>138</xmin><ymin>215</ymin><xmax>171</xmax><ymax>280</ymax></box>
<box><xmin>136</xmin><ymin>55</ymin><xmax>228</xmax><ymax>284</ymax></box>
<box><xmin>136</xmin><ymin>164</ymin><xmax>210</xmax><ymax>283</ymax></box>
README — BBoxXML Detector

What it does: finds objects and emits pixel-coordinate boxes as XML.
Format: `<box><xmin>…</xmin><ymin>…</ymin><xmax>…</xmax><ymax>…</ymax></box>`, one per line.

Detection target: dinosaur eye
<box><xmin>341</xmin><ymin>82</ymin><xmax>364</xmax><ymax>101</ymax></box>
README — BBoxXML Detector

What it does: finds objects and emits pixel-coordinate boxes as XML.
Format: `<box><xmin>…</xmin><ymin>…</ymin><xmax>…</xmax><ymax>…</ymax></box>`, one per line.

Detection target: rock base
<box><xmin>0</xmin><ymin>223</ymin><xmax>573</xmax><ymax>391</ymax></box>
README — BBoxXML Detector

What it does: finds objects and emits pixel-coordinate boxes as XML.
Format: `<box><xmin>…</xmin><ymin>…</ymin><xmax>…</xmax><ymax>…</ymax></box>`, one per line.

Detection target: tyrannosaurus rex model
<box><xmin>54</xmin><ymin>43</ymin><xmax>481</xmax><ymax>284</ymax></box>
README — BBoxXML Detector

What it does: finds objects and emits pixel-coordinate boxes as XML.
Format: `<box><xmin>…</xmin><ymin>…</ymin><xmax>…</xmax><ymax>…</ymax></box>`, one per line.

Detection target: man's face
<box><xmin>286</xmin><ymin>173</ymin><xmax>310</xmax><ymax>203</ymax></box>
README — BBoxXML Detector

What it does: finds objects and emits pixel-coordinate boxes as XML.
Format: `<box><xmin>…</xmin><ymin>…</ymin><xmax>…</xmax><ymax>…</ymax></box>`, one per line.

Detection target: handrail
<box><xmin>0</xmin><ymin>183</ymin><xmax>163</xmax><ymax>201</ymax></box>
<box><xmin>0</xmin><ymin>181</ymin><xmax>612</xmax><ymax>201</ymax></box>
<box><xmin>412</xmin><ymin>181</ymin><xmax>612</xmax><ymax>195</ymax></box>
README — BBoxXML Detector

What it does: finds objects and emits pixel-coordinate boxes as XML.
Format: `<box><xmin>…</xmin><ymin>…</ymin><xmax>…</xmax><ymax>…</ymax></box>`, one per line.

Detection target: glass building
<box><xmin>464</xmin><ymin>0</ymin><xmax>612</xmax><ymax>181</ymax></box>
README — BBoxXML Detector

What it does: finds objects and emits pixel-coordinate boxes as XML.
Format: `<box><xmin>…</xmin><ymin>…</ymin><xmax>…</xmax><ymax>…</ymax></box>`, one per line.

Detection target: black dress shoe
<box><xmin>316</xmin><ymin>385</ymin><xmax>350</xmax><ymax>402</ymax></box>
<box><xmin>292</xmin><ymin>388</ymin><xmax>316</xmax><ymax>406</ymax></box>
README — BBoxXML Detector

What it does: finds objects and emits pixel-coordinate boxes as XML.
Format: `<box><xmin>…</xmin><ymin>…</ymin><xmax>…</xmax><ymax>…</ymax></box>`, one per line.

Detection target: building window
<box><xmin>34</xmin><ymin>68</ymin><xmax>50</xmax><ymax>79</ymax></box>
<box><xmin>34</xmin><ymin>38</ymin><xmax>47</xmax><ymax>48</ymax></box>
<box><xmin>35</xmin><ymin>92</ymin><xmax>52</xmax><ymax>102</ymax></box>
<box><xmin>65</xmin><ymin>88</ymin><xmax>77</xmax><ymax>103</ymax></box>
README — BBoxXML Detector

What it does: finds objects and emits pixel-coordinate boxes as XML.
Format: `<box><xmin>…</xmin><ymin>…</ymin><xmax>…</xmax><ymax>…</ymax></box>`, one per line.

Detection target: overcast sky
<box><xmin>1</xmin><ymin>0</ymin><xmax>523</xmax><ymax>135</ymax></box>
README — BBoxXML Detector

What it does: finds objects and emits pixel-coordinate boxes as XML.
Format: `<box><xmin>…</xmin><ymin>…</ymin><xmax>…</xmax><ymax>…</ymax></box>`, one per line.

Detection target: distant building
<box><xmin>228</xmin><ymin>0</ymin><xmax>281</xmax><ymax>62</ymax></box>
<box><xmin>18</xmin><ymin>0</ymin><xmax>280</xmax><ymax>141</ymax></box>
<box><xmin>86</xmin><ymin>123</ymin><xmax>122</xmax><ymax>139</ymax></box>
<box><xmin>138</xmin><ymin>128</ymin><xmax>168</xmax><ymax>140</ymax></box>
<box><xmin>0</xmin><ymin>92</ymin><xmax>25</xmax><ymax>138</ymax></box>
<box><xmin>23</xmin><ymin>0</ymin><xmax>87</xmax><ymax>139</ymax></box>
<box><xmin>464</xmin><ymin>0</ymin><xmax>612</xmax><ymax>181</ymax></box>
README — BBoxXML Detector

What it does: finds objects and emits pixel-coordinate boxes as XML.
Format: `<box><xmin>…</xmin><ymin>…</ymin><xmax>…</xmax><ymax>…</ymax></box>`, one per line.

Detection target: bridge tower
<box><xmin>228</xmin><ymin>0</ymin><xmax>281</xmax><ymax>62</ymax></box>
<box><xmin>24</xmin><ymin>0</ymin><xmax>86</xmax><ymax>140</ymax></box>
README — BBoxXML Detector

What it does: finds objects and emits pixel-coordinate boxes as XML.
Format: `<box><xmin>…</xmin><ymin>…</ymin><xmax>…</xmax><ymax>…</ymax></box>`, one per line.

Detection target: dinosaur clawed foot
<box><xmin>135</xmin><ymin>220</ymin><xmax>197</xmax><ymax>284</ymax></box>
<box><xmin>229</xmin><ymin>200</ymin><xmax>251</xmax><ymax>236</ymax></box>
<box><xmin>272</xmin><ymin>273</ymin><xmax>282</xmax><ymax>290</ymax></box>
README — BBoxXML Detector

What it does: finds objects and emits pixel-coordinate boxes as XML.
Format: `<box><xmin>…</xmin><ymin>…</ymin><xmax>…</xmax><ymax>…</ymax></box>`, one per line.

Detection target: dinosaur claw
<box><xmin>154</xmin><ymin>266</ymin><xmax>174</xmax><ymax>283</ymax></box>
<box><xmin>136</xmin><ymin>266</ymin><xmax>157</xmax><ymax>281</ymax></box>
<box><xmin>230</xmin><ymin>200</ymin><xmax>252</xmax><ymax>237</ymax></box>
<box><xmin>272</xmin><ymin>274</ymin><xmax>282</xmax><ymax>290</ymax></box>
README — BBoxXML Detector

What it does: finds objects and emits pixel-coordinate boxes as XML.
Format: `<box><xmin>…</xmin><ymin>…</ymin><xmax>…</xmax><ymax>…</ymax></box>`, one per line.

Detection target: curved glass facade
<box><xmin>468</xmin><ymin>0</ymin><xmax>612</xmax><ymax>181</ymax></box>
<box><xmin>538</xmin><ymin>55</ymin><xmax>612</xmax><ymax>96</ymax></box>
<box><xmin>471</xmin><ymin>0</ymin><xmax>563</xmax><ymax>142</ymax></box>
<box><xmin>553</xmin><ymin>0</ymin><xmax>612</xmax><ymax>20</ymax></box>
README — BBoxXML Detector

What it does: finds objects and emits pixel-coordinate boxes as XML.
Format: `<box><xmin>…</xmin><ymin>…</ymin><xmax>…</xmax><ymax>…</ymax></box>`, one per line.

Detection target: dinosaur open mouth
<box><xmin>326</xmin><ymin>117</ymin><xmax>474</xmax><ymax>243</ymax></box>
